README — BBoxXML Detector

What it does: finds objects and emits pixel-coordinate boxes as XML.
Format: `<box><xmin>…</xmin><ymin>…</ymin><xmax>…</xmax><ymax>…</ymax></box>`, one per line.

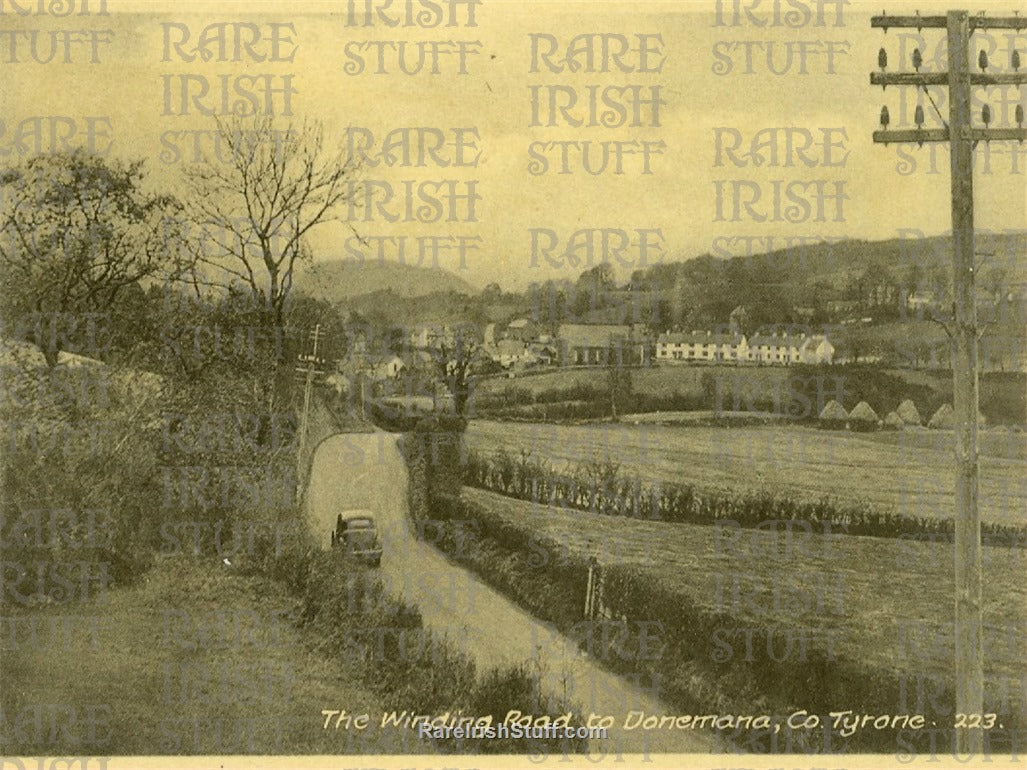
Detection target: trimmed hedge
<box><xmin>426</xmin><ymin>490</ymin><xmax>1024</xmax><ymax>753</ymax></box>
<box><xmin>462</xmin><ymin>451</ymin><xmax>1027</xmax><ymax>549</ymax></box>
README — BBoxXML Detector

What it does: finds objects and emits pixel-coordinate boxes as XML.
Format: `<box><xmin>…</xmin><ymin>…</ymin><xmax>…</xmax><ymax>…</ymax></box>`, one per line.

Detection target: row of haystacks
<box><xmin>817</xmin><ymin>399</ymin><xmax>979</xmax><ymax>431</ymax></box>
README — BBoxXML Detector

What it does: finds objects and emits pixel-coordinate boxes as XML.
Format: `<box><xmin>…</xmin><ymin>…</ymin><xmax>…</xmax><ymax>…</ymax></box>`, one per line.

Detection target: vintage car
<box><xmin>331</xmin><ymin>511</ymin><xmax>382</xmax><ymax>567</ymax></box>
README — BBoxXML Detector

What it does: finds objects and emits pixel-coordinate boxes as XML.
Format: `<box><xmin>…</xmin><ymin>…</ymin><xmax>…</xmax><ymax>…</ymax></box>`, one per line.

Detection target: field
<box><xmin>473</xmin><ymin>363</ymin><xmax>1027</xmax><ymax>424</ymax></box>
<box><xmin>462</xmin><ymin>486</ymin><xmax>1027</xmax><ymax>692</ymax></box>
<box><xmin>477</xmin><ymin>364</ymin><xmax>791</xmax><ymax>402</ymax></box>
<box><xmin>465</xmin><ymin>421</ymin><xmax>1027</xmax><ymax>526</ymax></box>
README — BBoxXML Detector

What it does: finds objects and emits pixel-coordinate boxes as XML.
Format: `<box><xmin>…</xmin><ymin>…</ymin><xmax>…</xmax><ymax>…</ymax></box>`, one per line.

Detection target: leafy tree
<box><xmin>527</xmin><ymin>279</ymin><xmax>572</xmax><ymax>326</ymax></box>
<box><xmin>571</xmin><ymin>264</ymin><xmax>618</xmax><ymax>317</ymax></box>
<box><xmin>0</xmin><ymin>151</ymin><xmax>186</xmax><ymax>367</ymax></box>
<box><xmin>284</xmin><ymin>293</ymin><xmax>351</xmax><ymax>364</ymax></box>
<box><xmin>481</xmin><ymin>282</ymin><xmax>502</xmax><ymax>303</ymax></box>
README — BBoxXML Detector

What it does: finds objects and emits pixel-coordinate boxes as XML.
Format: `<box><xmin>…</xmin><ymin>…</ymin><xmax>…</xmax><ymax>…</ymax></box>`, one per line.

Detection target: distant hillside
<box><xmin>750</xmin><ymin>231</ymin><xmax>1026</xmax><ymax>289</ymax></box>
<box><xmin>296</xmin><ymin>258</ymin><xmax>476</xmax><ymax>303</ymax></box>
<box><xmin>643</xmin><ymin>231</ymin><xmax>1027</xmax><ymax>291</ymax></box>
<box><xmin>626</xmin><ymin>231</ymin><xmax>1027</xmax><ymax>333</ymax></box>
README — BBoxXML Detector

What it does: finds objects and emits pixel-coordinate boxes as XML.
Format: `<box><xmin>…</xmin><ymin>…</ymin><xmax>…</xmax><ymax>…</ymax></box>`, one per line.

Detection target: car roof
<box><xmin>342</xmin><ymin>514</ymin><xmax>376</xmax><ymax>527</ymax></box>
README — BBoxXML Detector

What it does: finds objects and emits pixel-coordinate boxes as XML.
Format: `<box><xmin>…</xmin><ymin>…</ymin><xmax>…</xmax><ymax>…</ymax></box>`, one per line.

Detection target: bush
<box><xmin>1</xmin><ymin>361</ymin><xmax>165</xmax><ymax>593</ymax></box>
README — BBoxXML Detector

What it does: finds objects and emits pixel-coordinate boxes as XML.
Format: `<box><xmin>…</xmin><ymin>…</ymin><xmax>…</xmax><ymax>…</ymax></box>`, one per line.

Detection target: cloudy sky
<box><xmin>3</xmin><ymin>0</ymin><xmax>1025</xmax><ymax>289</ymax></box>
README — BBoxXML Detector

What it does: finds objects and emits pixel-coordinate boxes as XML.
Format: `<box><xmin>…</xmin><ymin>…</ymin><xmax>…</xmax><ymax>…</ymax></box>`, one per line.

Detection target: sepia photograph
<box><xmin>0</xmin><ymin>1</ymin><xmax>1024</xmax><ymax>768</ymax></box>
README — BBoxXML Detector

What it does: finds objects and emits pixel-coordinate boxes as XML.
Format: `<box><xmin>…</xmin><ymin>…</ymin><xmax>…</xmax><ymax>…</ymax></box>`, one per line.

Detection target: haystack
<box><xmin>896</xmin><ymin>399</ymin><xmax>922</xmax><ymax>425</ymax></box>
<box><xmin>884</xmin><ymin>411</ymin><xmax>905</xmax><ymax>430</ymax></box>
<box><xmin>819</xmin><ymin>400</ymin><xmax>848</xmax><ymax>421</ymax></box>
<box><xmin>928</xmin><ymin>403</ymin><xmax>954</xmax><ymax>429</ymax></box>
<box><xmin>849</xmin><ymin>401</ymin><xmax>879</xmax><ymax>423</ymax></box>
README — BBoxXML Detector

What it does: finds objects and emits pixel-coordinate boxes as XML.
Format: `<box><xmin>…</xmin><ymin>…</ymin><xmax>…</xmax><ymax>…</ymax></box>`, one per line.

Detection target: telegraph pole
<box><xmin>871</xmin><ymin>9</ymin><xmax>1027</xmax><ymax>754</ymax></box>
<box><xmin>296</xmin><ymin>323</ymin><xmax>324</xmax><ymax>478</ymax></box>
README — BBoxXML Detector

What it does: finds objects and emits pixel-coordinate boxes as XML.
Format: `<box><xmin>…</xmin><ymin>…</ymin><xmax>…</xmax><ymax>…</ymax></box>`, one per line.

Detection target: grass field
<box><xmin>462</xmin><ymin>487</ymin><xmax>1027</xmax><ymax>692</ymax></box>
<box><xmin>466</xmin><ymin>421</ymin><xmax>1027</xmax><ymax>526</ymax></box>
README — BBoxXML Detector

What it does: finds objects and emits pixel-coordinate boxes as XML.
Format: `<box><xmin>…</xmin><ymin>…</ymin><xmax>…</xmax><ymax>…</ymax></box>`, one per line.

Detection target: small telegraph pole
<box><xmin>871</xmin><ymin>9</ymin><xmax>1027</xmax><ymax>753</ymax></box>
<box><xmin>296</xmin><ymin>323</ymin><xmax>325</xmax><ymax>477</ymax></box>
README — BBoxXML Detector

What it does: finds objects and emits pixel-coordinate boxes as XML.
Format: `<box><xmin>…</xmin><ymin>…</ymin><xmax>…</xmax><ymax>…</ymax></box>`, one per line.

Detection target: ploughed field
<box><xmin>465</xmin><ymin>421</ymin><xmax>1027</xmax><ymax>527</ymax></box>
<box><xmin>462</xmin><ymin>486</ymin><xmax>1027</xmax><ymax>693</ymax></box>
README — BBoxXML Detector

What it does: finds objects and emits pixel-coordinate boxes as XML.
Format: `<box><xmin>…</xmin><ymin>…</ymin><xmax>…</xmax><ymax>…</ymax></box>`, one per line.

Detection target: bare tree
<box><xmin>184</xmin><ymin>115</ymin><xmax>359</xmax><ymax>331</ymax></box>
<box><xmin>0</xmin><ymin>150</ymin><xmax>185</xmax><ymax>367</ymax></box>
<box><xmin>607</xmin><ymin>357</ymin><xmax>633</xmax><ymax>421</ymax></box>
<box><xmin>427</xmin><ymin>326</ymin><xmax>480</xmax><ymax>416</ymax></box>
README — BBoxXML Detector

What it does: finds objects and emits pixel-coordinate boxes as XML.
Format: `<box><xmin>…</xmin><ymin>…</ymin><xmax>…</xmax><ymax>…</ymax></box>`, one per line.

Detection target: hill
<box><xmin>628</xmin><ymin>231</ymin><xmax>1027</xmax><ymax>334</ymax></box>
<box><xmin>296</xmin><ymin>258</ymin><xmax>476</xmax><ymax>303</ymax></box>
<box><xmin>640</xmin><ymin>231</ymin><xmax>1026</xmax><ymax>294</ymax></box>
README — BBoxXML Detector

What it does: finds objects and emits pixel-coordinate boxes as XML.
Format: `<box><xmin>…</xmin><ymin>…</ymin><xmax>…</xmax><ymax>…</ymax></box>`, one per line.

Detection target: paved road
<box><xmin>305</xmin><ymin>431</ymin><xmax>712</xmax><ymax>755</ymax></box>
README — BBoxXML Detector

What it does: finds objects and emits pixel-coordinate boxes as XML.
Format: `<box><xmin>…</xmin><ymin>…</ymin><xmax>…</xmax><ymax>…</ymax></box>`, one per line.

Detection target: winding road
<box><xmin>304</xmin><ymin>430</ymin><xmax>712</xmax><ymax>755</ymax></box>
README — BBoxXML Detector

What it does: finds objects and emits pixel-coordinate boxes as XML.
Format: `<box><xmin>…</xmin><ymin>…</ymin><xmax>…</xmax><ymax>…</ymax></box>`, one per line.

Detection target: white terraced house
<box><xmin>655</xmin><ymin>330</ymin><xmax>748</xmax><ymax>363</ymax></box>
<box><xmin>656</xmin><ymin>330</ymin><xmax>834</xmax><ymax>365</ymax></box>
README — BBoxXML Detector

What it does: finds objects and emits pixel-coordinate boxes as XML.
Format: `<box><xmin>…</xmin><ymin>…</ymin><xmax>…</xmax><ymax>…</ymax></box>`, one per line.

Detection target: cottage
<box><xmin>407</xmin><ymin>323</ymin><xmax>455</xmax><ymax>350</ymax></box>
<box><xmin>504</xmin><ymin>318</ymin><xmax>536</xmax><ymax>343</ymax></box>
<box><xmin>489</xmin><ymin>339</ymin><xmax>530</xmax><ymax>368</ymax></box>
<box><xmin>655</xmin><ymin>328</ymin><xmax>833</xmax><ymax>366</ymax></box>
<box><xmin>337</xmin><ymin>352</ymin><xmax>405</xmax><ymax>382</ymax></box>
<box><xmin>529</xmin><ymin>342</ymin><xmax>558</xmax><ymax>366</ymax></box>
<box><xmin>799</xmin><ymin>334</ymin><xmax>835</xmax><ymax>365</ymax></box>
<box><xmin>369</xmin><ymin>354</ymin><xmax>405</xmax><ymax>380</ymax></box>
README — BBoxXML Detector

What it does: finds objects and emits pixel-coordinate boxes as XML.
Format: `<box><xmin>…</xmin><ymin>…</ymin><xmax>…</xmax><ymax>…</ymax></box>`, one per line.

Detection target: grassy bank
<box><xmin>0</xmin><ymin>555</ymin><xmax>391</xmax><ymax>754</ymax></box>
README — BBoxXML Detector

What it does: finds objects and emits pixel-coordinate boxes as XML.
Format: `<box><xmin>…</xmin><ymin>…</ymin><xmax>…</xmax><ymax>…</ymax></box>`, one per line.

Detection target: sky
<box><xmin>2</xmin><ymin>0</ymin><xmax>1025</xmax><ymax>290</ymax></box>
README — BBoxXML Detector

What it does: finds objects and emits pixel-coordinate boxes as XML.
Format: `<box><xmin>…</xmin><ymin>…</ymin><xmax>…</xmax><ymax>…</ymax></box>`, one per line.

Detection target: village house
<box><xmin>335</xmin><ymin>352</ymin><xmax>406</xmax><ymax>382</ymax></box>
<box><xmin>368</xmin><ymin>354</ymin><xmax>405</xmax><ymax>380</ymax></box>
<box><xmin>528</xmin><ymin>342</ymin><xmax>558</xmax><ymax>366</ymax></box>
<box><xmin>556</xmin><ymin>323</ymin><xmax>648</xmax><ymax>366</ymax></box>
<box><xmin>489</xmin><ymin>339</ymin><xmax>530</xmax><ymax>368</ymax></box>
<box><xmin>407</xmin><ymin>323</ymin><xmax>461</xmax><ymax>350</ymax></box>
<box><xmin>486</xmin><ymin>337</ymin><xmax>559</xmax><ymax>370</ymax></box>
<box><xmin>503</xmin><ymin>317</ymin><xmax>536</xmax><ymax>343</ymax></box>
<box><xmin>747</xmin><ymin>331</ymin><xmax>834</xmax><ymax>365</ymax></box>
